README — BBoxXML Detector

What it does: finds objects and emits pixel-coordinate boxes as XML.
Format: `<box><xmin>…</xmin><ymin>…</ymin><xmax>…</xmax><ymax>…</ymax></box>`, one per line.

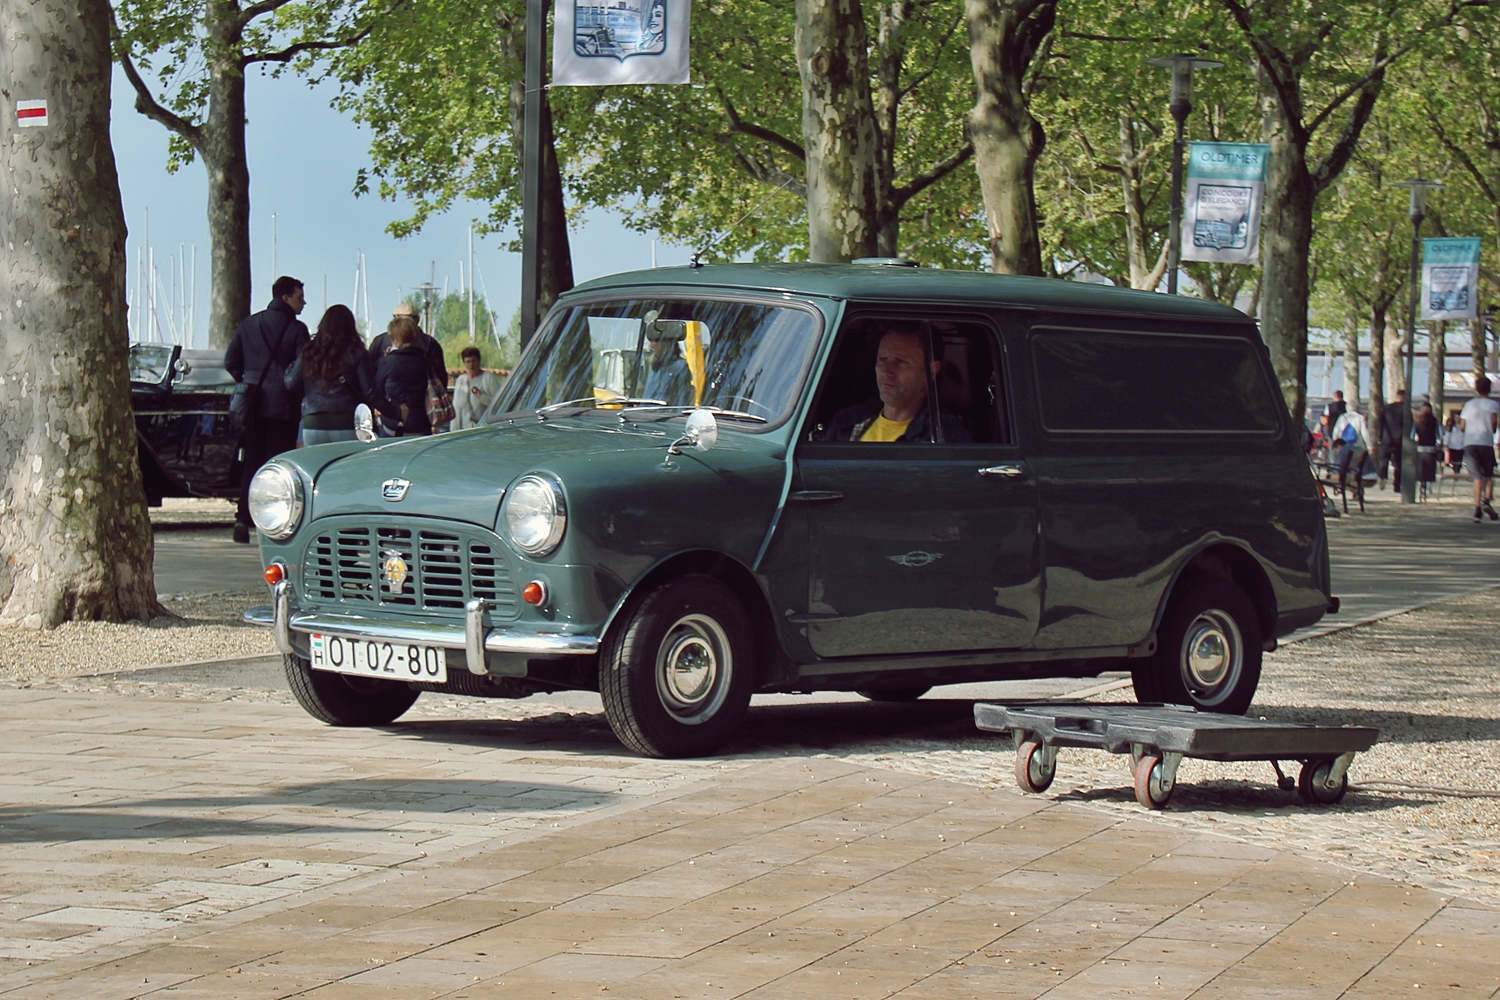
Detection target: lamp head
<box><xmin>1146</xmin><ymin>53</ymin><xmax>1224</xmax><ymax>106</ymax></box>
<box><xmin>1395</xmin><ymin>178</ymin><xmax>1442</xmax><ymax>221</ymax></box>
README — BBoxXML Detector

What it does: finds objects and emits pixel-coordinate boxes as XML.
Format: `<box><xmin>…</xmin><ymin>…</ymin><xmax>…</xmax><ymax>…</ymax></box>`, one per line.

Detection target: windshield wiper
<box><xmin>537</xmin><ymin>396</ymin><xmax>668</xmax><ymax>418</ymax></box>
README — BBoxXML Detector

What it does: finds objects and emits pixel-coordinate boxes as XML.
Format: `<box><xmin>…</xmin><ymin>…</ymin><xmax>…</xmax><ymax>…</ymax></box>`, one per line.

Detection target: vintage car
<box><xmin>245</xmin><ymin>262</ymin><xmax>1332</xmax><ymax>758</ymax></box>
<box><xmin>130</xmin><ymin>343</ymin><xmax>241</xmax><ymax>504</ymax></box>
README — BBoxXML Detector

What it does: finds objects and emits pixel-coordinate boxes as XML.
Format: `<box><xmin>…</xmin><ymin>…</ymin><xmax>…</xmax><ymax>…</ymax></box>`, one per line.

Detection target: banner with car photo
<box><xmin>1181</xmin><ymin>142</ymin><xmax>1270</xmax><ymax>265</ymax></box>
<box><xmin>1420</xmin><ymin>237</ymin><xmax>1481</xmax><ymax>321</ymax></box>
<box><xmin>553</xmin><ymin>0</ymin><xmax>690</xmax><ymax>86</ymax></box>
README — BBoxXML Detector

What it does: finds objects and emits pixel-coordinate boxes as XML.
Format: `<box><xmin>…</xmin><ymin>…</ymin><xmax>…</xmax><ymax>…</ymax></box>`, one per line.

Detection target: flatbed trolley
<box><xmin>974</xmin><ymin>702</ymin><xmax>1379</xmax><ymax>810</ymax></box>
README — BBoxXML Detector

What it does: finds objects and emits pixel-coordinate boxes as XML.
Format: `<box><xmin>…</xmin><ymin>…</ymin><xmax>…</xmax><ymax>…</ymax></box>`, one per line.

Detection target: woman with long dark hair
<box><xmin>284</xmin><ymin>304</ymin><xmax>385</xmax><ymax>444</ymax></box>
<box><xmin>1415</xmin><ymin>401</ymin><xmax>1440</xmax><ymax>498</ymax></box>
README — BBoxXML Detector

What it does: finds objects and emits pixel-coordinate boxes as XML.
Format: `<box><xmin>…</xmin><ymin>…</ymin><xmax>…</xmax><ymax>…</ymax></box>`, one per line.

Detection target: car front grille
<box><xmin>302</xmin><ymin>518</ymin><xmax>518</xmax><ymax>618</ymax></box>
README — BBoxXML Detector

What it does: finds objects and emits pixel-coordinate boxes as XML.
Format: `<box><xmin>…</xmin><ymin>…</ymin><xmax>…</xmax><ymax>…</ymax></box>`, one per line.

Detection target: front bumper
<box><xmin>244</xmin><ymin>581</ymin><xmax>599</xmax><ymax>676</ymax></box>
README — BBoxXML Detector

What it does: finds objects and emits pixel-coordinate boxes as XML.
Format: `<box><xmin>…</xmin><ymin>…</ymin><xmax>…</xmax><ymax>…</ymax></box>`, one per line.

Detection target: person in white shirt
<box><xmin>452</xmin><ymin>346</ymin><xmax>503</xmax><ymax>429</ymax></box>
<box><xmin>1331</xmin><ymin>404</ymin><xmax>1374</xmax><ymax>496</ymax></box>
<box><xmin>1458</xmin><ymin>375</ymin><xmax>1500</xmax><ymax>521</ymax></box>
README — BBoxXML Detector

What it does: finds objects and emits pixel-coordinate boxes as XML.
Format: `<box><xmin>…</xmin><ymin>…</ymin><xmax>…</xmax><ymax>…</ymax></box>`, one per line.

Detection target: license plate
<box><xmin>308</xmin><ymin>633</ymin><xmax>448</xmax><ymax>684</ymax></box>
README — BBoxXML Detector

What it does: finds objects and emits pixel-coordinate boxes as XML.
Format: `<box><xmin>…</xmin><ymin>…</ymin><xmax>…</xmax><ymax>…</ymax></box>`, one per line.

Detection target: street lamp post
<box><xmin>1147</xmin><ymin>53</ymin><xmax>1223</xmax><ymax>295</ymax></box>
<box><xmin>1394</xmin><ymin>178</ymin><xmax>1443</xmax><ymax>505</ymax></box>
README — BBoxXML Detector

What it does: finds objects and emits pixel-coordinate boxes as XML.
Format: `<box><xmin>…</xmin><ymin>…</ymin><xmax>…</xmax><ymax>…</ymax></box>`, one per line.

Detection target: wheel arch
<box><xmin>600</xmin><ymin>549</ymin><xmax>790</xmax><ymax>690</ymax></box>
<box><xmin>1154</xmin><ymin>542</ymin><xmax>1278</xmax><ymax>649</ymax></box>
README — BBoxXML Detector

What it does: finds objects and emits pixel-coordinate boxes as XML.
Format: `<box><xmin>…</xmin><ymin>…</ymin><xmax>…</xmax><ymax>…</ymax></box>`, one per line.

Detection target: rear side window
<box><xmin>1030</xmin><ymin>327</ymin><xmax>1280</xmax><ymax>434</ymax></box>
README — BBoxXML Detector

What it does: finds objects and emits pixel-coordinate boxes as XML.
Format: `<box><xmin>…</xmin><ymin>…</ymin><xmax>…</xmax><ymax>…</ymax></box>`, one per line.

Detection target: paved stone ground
<box><xmin>1</xmin><ymin>684</ymin><xmax>1496</xmax><ymax>999</ymax></box>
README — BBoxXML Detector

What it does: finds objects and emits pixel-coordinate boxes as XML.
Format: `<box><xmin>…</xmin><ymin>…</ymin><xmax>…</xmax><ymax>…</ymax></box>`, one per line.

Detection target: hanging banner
<box><xmin>1420</xmin><ymin>237</ymin><xmax>1481</xmax><ymax>320</ymax></box>
<box><xmin>553</xmin><ymin>0</ymin><xmax>690</xmax><ymax>87</ymax></box>
<box><xmin>1181</xmin><ymin>142</ymin><xmax>1270</xmax><ymax>265</ymax></box>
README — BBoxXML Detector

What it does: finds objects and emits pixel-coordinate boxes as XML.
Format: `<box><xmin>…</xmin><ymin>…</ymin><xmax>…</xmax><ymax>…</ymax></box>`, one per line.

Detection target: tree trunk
<box><xmin>201</xmin><ymin>12</ymin><xmax>252</xmax><ymax>349</ymax></box>
<box><xmin>965</xmin><ymin>0</ymin><xmax>1054</xmax><ymax>276</ymax></box>
<box><xmin>1119</xmin><ymin>114</ymin><xmax>1167</xmax><ymax>291</ymax></box>
<box><xmin>1343</xmin><ymin>320</ymin><xmax>1360</xmax><ymax>406</ymax></box>
<box><xmin>1428</xmin><ymin>320</ymin><xmax>1446</xmax><ymax>415</ymax></box>
<box><xmin>796</xmin><ymin>0</ymin><xmax>881</xmax><ymax>261</ymax></box>
<box><xmin>1475</xmin><ymin>308</ymin><xmax>1488</xmax><ymax>377</ymax></box>
<box><xmin>505</xmin><ymin>25</ymin><xmax>573</xmax><ymax>309</ymax></box>
<box><xmin>0</xmin><ymin>0</ymin><xmax>161</xmax><ymax>627</ymax></box>
<box><xmin>872</xmin><ymin>1</ymin><xmax>908</xmax><ymax>256</ymax></box>
<box><xmin>1369</xmin><ymin>305</ymin><xmax>1386</xmax><ymax>433</ymax></box>
<box><xmin>1258</xmin><ymin>118</ymin><xmax>1314</xmax><ymax>419</ymax></box>
<box><xmin>1386</xmin><ymin>317</ymin><xmax>1407</xmax><ymax>398</ymax></box>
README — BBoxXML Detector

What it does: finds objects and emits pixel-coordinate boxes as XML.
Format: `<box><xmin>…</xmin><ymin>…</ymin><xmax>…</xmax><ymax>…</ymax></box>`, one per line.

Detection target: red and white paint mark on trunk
<box><xmin>16</xmin><ymin>101</ymin><xmax>47</xmax><ymax>127</ymax></box>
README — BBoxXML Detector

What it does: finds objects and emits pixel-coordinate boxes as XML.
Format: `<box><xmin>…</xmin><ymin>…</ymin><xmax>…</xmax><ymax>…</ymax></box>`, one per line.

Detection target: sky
<box><xmin>113</xmin><ymin>67</ymin><xmax>694</xmax><ymax>348</ymax></box>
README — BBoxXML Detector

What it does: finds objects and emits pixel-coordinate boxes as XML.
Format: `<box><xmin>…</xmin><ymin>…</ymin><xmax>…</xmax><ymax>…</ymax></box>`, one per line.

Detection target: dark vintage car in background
<box><xmin>129</xmin><ymin>343</ymin><xmax>241</xmax><ymax>505</ymax></box>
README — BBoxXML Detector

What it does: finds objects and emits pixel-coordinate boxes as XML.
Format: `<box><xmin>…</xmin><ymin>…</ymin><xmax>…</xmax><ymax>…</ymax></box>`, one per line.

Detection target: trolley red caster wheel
<box><xmin>1134</xmin><ymin>754</ymin><xmax>1175</xmax><ymax>810</ymax></box>
<box><xmin>1015</xmin><ymin>739</ymin><xmax>1056</xmax><ymax>794</ymax></box>
<box><xmin>1298</xmin><ymin>759</ymin><xmax>1348</xmax><ymax>804</ymax></box>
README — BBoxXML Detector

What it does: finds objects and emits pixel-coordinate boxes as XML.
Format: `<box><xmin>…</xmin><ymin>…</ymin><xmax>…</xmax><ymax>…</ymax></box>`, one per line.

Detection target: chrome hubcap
<box><xmin>1179</xmin><ymin>609</ymin><xmax>1243</xmax><ymax>706</ymax></box>
<box><xmin>656</xmin><ymin>614</ymin><xmax>731</xmax><ymax>725</ymax></box>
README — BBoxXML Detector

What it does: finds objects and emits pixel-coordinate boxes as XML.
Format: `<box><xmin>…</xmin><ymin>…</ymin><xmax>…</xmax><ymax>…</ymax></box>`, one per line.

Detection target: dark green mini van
<box><xmin>246</xmin><ymin>263</ymin><xmax>1332</xmax><ymax>757</ymax></box>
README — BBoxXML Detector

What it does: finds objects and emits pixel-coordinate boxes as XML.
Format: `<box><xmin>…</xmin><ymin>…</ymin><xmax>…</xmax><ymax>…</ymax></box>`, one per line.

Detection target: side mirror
<box><xmin>355</xmin><ymin>403</ymin><xmax>378</xmax><ymax>443</ymax></box>
<box><xmin>684</xmin><ymin>408</ymin><xmax>718</xmax><ymax>451</ymax></box>
<box><xmin>171</xmin><ymin>358</ymin><xmax>192</xmax><ymax>383</ymax></box>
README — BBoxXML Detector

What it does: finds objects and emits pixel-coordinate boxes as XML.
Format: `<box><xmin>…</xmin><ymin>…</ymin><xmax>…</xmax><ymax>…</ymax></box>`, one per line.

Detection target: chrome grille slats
<box><xmin>301</xmin><ymin>517</ymin><xmax>518</xmax><ymax>618</ymax></box>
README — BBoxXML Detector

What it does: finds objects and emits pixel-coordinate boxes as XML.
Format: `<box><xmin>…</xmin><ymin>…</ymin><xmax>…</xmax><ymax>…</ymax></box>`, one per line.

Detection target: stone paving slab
<box><xmin>0</xmin><ymin>689</ymin><xmax>1497</xmax><ymax>998</ymax></box>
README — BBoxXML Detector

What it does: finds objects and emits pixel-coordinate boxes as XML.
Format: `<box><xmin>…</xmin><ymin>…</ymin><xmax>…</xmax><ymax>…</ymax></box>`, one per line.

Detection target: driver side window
<box><xmin>805</xmin><ymin>317</ymin><xmax>1008</xmax><ymax>444</ymax></box>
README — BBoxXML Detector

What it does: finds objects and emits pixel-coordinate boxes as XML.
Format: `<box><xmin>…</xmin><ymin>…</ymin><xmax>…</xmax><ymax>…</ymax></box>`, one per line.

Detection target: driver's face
<box><xmin>874</xmin><ymin>331</ymin><xmax>929</xmax><ymax>412</ymax></box>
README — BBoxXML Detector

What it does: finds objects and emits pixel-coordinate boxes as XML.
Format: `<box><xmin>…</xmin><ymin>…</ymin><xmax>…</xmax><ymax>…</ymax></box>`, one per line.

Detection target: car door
<box><xmin>792</xmin><ymin>313</ymin><xmax>1042</xmax><ymax>658</ymax></box>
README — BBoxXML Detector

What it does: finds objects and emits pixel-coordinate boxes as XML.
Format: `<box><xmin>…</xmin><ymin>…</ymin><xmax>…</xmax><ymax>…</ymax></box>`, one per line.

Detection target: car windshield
<box><xmin>488</xmin><ymin>297</ymin><xmax>821</xmax><ymax>425</ymax></box>
<box><xmin>128</xmin><ymin>344</ymin><xmax>174</xmax><ymax>385</ymax></box>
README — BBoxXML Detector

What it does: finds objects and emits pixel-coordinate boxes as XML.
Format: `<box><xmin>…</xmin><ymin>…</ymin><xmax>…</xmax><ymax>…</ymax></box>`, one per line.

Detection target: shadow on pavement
<box><xmin>0</xmin><ymin>778</ymin><xmax>613</xmax><ymax>845</ymax></box>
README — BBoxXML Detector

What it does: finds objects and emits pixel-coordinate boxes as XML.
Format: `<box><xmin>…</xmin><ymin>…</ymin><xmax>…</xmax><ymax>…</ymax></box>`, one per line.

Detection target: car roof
<box><xmin>567</xmin><ymin>263</ymin><xmax>1253</xmax><ymax>325</ymax></box>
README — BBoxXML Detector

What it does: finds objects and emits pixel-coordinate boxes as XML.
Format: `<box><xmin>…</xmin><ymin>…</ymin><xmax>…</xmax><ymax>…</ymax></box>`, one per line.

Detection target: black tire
<box><xmin>284</xmin><ymin>653</ymin><xmax>420</xmax><ymax>726</ymax></box>
<box><xmin>856</xmin><ymin>686</ymin><xmax>931</xmax><ymax>702</ymax></box>
<box><xmin>1298</xmin><ymin>760</ymin><xmax>1349</xmax><ymax>805</ymax></box>
<box><xmin>1132</xmin><ymin>576</ymin><xmax>1262</xmax><ymax>715</ymax></box>
<box><xmin>1133</xmin><ymin>754</ymin><xmax>1173</xmax><ymax>809</ymax></box>
<box><xmin>599</xmin><ymin>574</ymin><xmax>754</xmax><ymax>758</ymax></box>
<box><xmin>1015</xmin><ymin>740</ymin><xmax>1055</xmax><ymax>794</ymax></box>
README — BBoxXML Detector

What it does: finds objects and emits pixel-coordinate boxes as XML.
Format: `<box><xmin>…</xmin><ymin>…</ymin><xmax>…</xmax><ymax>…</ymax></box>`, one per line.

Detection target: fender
<box><xmin>1141</xmin><ymin>536</ymin><xmax>1280</xmax><ymax>655</ymax></box>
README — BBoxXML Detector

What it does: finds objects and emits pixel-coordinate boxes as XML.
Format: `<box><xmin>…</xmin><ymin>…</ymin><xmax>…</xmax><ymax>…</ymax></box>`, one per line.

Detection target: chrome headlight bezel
<box><xmin>501</xmin><ymin>474</ymin><xmax>567</xmax><ymax>558</ymax></box>
<box><xmin>248</xmin><ymin>461</ymin><xmax>305</xmax><ymax>540</ymax></box>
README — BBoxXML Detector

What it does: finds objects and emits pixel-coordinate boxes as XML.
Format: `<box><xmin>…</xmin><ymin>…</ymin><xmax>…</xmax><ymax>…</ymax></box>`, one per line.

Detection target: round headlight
<box><xmin>248</xmin><ymin>462</ymin><xmax>304</xmax><ymax>539</ymax></box>
<box><xmin>502</xmin><ymin>474</ymin><xmax>566</xmax><ymax>557</ymax></box>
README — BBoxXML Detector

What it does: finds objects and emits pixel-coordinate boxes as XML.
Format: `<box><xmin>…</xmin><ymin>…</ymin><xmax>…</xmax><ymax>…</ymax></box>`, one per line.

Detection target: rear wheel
<box><xmin>1132</xmin><ymin>576</ymin><xmax>1262</xmax><ymax>714</ymax></box>
<box><xmin>284</xmin><ymin>654</ymin><xmax>419</xmax><ymax>726</ymax></box>
<box><xmin>599</xmin><ymin>574</ymin><xmax>754</xmax><ymax>758</ymax></box>
<box><xmin>856</xmin><ymin>686</ymin><xmax>931</xmax><ymax>702</ymax></box>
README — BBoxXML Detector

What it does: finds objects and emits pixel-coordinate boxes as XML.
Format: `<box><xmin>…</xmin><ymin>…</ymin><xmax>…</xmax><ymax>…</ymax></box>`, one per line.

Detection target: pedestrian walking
<box><xmin>1458</xmin><ymin>375</ymin><xmax>1500</xmax><ymax>522</ymax></box>
<box><xmin>284</xmin><ymin>304</ymin><xmax>387</xmax><ymax>445</ymax></box>
<box><xmin>1325</xmin><ymin>390</ymin><xmax>1346</xmax><ymax>425</ymax></box>
<box><xmin>1444</xmin><ymin>410</ymin><xmax>1464</xmax><ymax>473</ymax></box>
<box><xmin>1332</xmin><ymin>402</ymin><xmax>1374</xmax><ymax>500</ymax></box>
<box><xmin>369</xmin><ymin>301</ymin><xmax>449</xmax><ymax>429</ymax></box>
<box><xmin>375</xmin><ymin>316</ymin><xmax>432</xmax><ymax>437</ymax></box>
<box><xmin>1377</xmin><ymin>388</ymin><xmax>1406</xmax><ymax>491</ymax></box>
<box><xmin>452</xmin><ymin>347</ymin><xmax>502</xmax><ymax>429</ymax></box>
<box><xmin>224</xmin><ymin>276</ymin><xmax>311</xmax><ymax>543</ymax></box>
<box><xmin>1415</xmin><ymin>401</ymin><xmax>1439</xmax><ymax>499</ymax></box>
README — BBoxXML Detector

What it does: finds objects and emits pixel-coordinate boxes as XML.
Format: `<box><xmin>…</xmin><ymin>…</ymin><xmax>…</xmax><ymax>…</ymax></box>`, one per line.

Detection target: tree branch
<box><xmin>723</xmin><ymin>146</ymin><xmax>807</xmax><ymax>200</ymax></box>
<box><xmin>722</xmin><ymin>98</ymin><xmax>805</xmax><ymax>162</ymax></box>
<box><xmin>1309</xmin><ymin>47</ymin><xmax>1384</xmax><ymax>196</ymax></box>
<box><xmin>891</xmin><ymin>140</ymin><xmax>974</xmax><ymax>207</ymax></box>
<box><xmin>1430</xmin><ymin>113</ymin><xmax>1499</xmax><ymax>207</ymax></box>
<box><xmin>112</xmin><ymin>23</ymin><xmax>202</xmax><ymax>147</ymax></box>
<box><xmin>244</xmin><ymin>0</ymin><xmax>410</xmax><ymax>65</ymax></box>
<box><xmin>238</xmin><ymin>0</ymin><xmax>298</xmax><ymax>29</ymax></box>
<box><xmin>1218</xmin><ymin>0</ymin><xmax>1308</xmax><ymax>146</ymax></box>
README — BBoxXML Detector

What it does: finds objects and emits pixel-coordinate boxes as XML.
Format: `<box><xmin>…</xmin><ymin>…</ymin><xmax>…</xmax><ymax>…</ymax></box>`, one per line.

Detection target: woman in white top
<box><xmin>452</xmin><ymin>347</ymin><xmax>504</xmax><ymax>429</ymax></box>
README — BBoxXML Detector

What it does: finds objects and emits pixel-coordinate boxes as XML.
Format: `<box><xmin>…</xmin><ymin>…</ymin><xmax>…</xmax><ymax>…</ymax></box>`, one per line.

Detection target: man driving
<box><xmin>827</xmin><ymin>327</ymin><xmax>970</xmax><ymax>442</ymax></box>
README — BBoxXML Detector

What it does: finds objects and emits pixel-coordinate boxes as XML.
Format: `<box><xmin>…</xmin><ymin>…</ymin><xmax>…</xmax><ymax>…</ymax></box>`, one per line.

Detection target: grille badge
<box><xmin>382</xmin><ymin>552</ymin><xmax>409</xmax><ymax>593</ymax></box>
<box><xmin>381</xmin><ymin>478</ymin><xmax>411</xmax><ymax>502</ymax></box>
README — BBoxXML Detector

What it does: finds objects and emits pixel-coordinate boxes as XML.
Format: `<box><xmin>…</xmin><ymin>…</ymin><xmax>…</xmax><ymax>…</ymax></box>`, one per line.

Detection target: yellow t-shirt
<box><xmin>860</xmin><ymin>415</ymin><xmax>911</xmax><ymax>442</ymax></box>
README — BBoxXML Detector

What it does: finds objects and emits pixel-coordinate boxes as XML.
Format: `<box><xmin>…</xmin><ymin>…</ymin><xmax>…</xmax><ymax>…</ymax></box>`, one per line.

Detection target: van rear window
<box><xmin>1031</xmin><ymin>328</ymin><xmax>1281</xmax><ymax>434</ymax></box>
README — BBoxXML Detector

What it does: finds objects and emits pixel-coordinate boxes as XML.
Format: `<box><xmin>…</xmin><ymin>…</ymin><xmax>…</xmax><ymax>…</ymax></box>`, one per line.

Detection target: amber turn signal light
<box><xmin>263</xmin><ymin>563</ymin><xmax>285</xmax><ymax>586</ymax></box>
<box><xmin>522</xmin><ymin>580</ymin><xmax>547</xmax><ymax>606</ymax></box>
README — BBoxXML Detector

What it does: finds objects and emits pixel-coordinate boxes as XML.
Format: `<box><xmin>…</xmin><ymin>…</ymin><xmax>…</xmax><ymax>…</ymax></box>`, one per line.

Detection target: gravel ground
<box><xmin>150</xmin><ymin>496</ymin><xmax>238</xmax><ymax>527</ymax></box>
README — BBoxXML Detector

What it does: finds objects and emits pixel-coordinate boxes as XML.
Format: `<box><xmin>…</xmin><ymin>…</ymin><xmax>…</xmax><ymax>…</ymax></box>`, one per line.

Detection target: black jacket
<box><xmin>376</xmin><ymin>346</ymin><xmax>432</xmax><ymax>436</ymax></box>
<box><xmin>284</xmin><ymin>344</ymin><xmax>387</xmax><ymax>430</ymax></box>
<box><xmin>1379</xmin><ymin>401</ymin><xmax>1407</xmax><ymax>445</ymax></box>
<box><xmin>368</xmin><ymin>328</ymin><xmax>447</xmax><ymax>384</ymax></box>
<box><xmin>825</xmin><ymin>397</ymin><xmax>972</xmax><ymax>443</ymax></box>
<box><xmin>225</xmin><ymin>299</ymin><xmax>311</xmax><ymax>422</ymax></box>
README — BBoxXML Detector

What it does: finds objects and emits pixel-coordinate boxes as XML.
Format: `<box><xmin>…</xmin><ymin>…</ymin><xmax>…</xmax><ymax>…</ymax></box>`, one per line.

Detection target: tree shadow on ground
<box><xmin>1256</xmin><ymin>705</ymin><xmax>1500</xmax><ymax>743</ymax></box>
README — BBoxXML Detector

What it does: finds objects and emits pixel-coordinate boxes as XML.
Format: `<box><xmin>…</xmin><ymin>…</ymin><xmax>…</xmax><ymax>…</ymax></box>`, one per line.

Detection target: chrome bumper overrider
<box><xmin>244</xmin><ymin>582</ymin><xmax>599</xmax><ymax>675</ymax></box>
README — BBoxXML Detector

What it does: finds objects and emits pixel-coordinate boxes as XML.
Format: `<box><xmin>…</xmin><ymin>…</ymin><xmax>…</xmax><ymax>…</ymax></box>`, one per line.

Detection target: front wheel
<box><xmin>599</xmin><ymin>574</ymin><xmax>754</xmax><ymax>758</ymax></box>
<box><xmin>1132</xmin><ymin>576</ymin><xmax>1262</xmax><ymax>715</ymax></box>
<box><xmin>284</xmin><ymin>654</ymin><xmax>419</xmax><ymax>726</ymax></box>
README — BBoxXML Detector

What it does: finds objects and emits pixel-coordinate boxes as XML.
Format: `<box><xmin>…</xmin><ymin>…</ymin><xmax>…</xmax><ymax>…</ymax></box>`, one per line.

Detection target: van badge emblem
<box><xmin>382</xmin><ymin>553</ymin><xmax>408</xmax><ymax>593</ymax></box>
<box><xmin>381</xmin><ymin>478</ymin><xmax>411</xmax><ymax>502</ymax></box>
<box><xmin>888</xmin><ymin>551</ymin><xmax>943</xmax><ymax>568</ymax></box>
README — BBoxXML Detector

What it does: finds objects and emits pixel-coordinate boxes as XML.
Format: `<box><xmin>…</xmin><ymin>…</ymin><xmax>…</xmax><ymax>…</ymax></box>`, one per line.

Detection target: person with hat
<box><xmin>367</xmin><ymin>301</ymin><xmax>450</xmax><ymax>427</ymax></box>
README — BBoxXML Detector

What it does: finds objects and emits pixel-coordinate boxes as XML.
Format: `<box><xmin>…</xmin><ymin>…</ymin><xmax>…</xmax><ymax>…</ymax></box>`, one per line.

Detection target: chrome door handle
<box><xmin>788</xmin><ymin>490</ymin><xmax>844</xmax><ymax>502</ymax></box>
<box><xmin>979</xmin><ymin>464</ymin><xmax>1025</xmax><ymax>478</ymax></box>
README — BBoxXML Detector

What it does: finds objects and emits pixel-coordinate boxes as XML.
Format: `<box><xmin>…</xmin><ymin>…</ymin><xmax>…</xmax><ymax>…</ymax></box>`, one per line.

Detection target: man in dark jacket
<box><xmin>225</xmin><ymin>276</ymin><xmax>311</xmax><ymax>542</ymax></box>
<box><xmin>826</xmin><ymin>328</ymin><xmax>970</xmax><ymax>443</ymax></box>
<box><xmin>1377</xmin><ymin>388</ymin><xmax>1407</xmax><ymax>491</ymax></box>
